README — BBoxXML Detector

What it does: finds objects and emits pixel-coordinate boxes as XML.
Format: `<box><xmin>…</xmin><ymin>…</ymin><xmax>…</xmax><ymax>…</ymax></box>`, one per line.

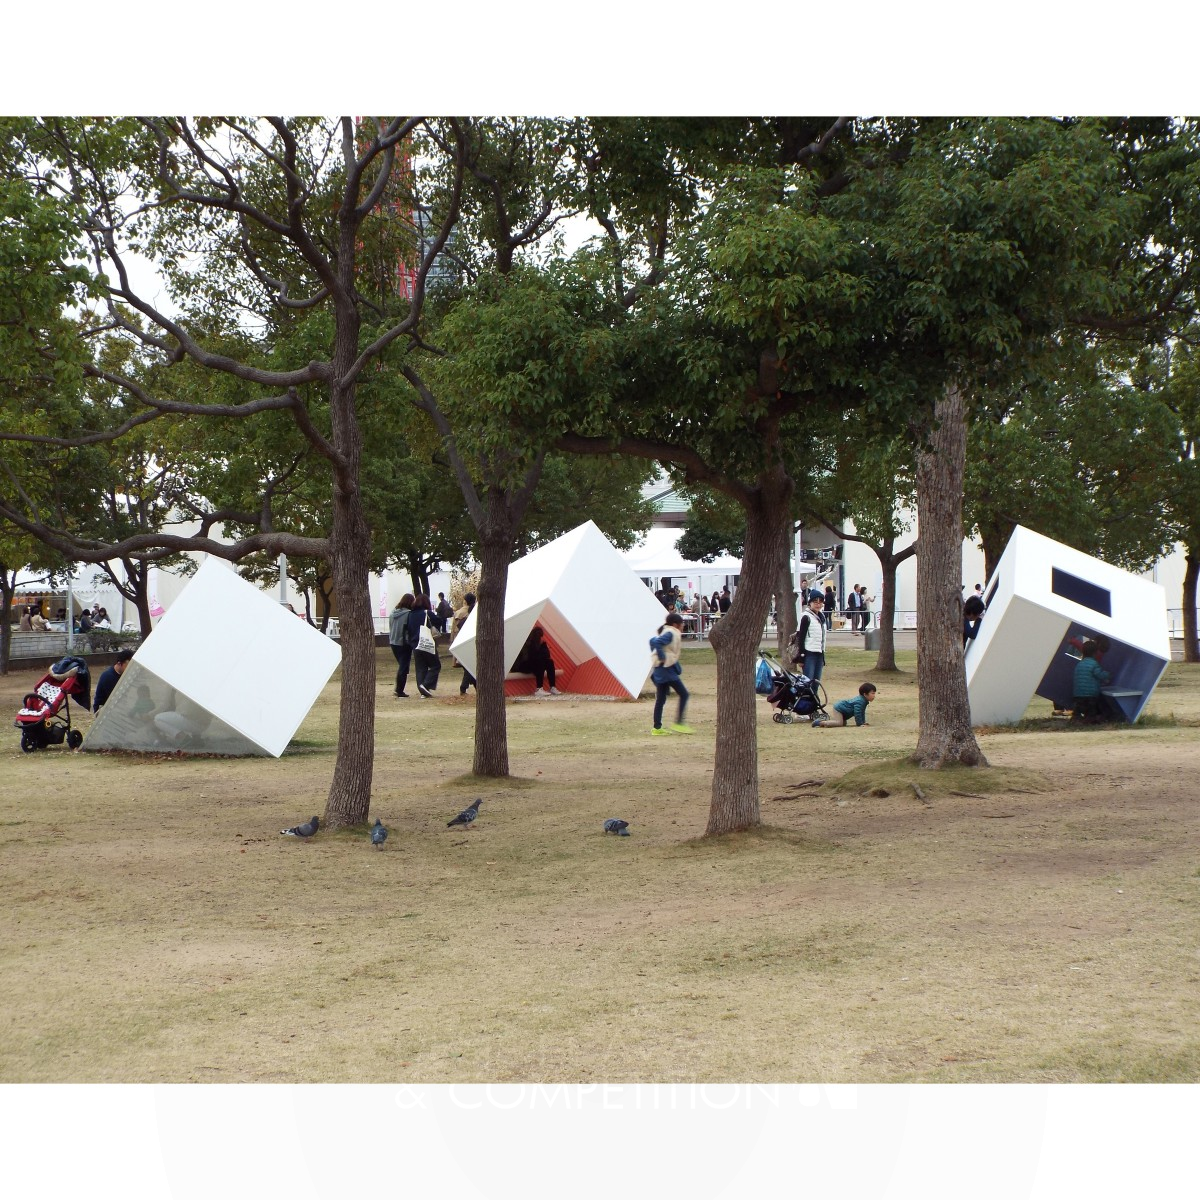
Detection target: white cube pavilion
<box><xmin>965</xmin><ymin>525</ymin><xmax>1170</xmax><ymax>725</ymax></box>
<box><xmin>450</xmin><ymin>520</ymin><xmax>668</xmax><ymax>698</ymax></box>
<box><xmin>85</xmin><ymin>557</ymin><xmax>341</xmax><ymax>756</ymax></box>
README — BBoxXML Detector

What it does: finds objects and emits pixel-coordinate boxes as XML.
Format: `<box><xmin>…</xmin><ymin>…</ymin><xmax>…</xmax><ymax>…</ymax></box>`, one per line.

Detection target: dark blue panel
<box><xmin>1051</xmin><ymin>568</ymin><xmax>1111</xmax><ymax>617</ymax></box>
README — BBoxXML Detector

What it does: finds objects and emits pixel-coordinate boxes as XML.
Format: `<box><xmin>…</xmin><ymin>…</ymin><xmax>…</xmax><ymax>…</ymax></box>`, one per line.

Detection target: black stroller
<box><xmin>760</xmin><ymin>652</ymin><xmax>828</xmax><ymax>725</ymax></box>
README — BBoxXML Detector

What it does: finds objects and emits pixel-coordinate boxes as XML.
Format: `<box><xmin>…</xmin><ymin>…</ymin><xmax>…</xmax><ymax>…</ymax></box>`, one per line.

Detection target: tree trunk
<box><xmin>322</xmin><ymin>369</ymin><xmax>377</xmax><ymax>830</ymax></box>
<box><xmin>775</xmin><ymin>531</ymin><xmax>797</xmax><ymax>655</ymax></box>
<box><xmin>978</xmin><ymin>517</ymin><xmax>1010</xmax><ymax>589</ymax></box>
<box><xmin>128</xmin><ymin>560</ymin><xmax>153</xmax><ymax>636</ymax></box>
<box><xmin>0</xmin><ymin>564</ymin><xmax>13</xmax><ymax>675</ymax></box>
<box><xmin>911</xmin><ymin>381</ymin><xmax>988</xmax><ymax>769</ymax></box>
<box><xmin>473</xmin><ymin>517</ymin><xmax>513</xmax><ymax>777</ymax></box>
<box><xmin>706</xmin><ymin>470</ymin><xmax>793</xmax><ymax>835</ymax></box>
<box><xmin>1183</xmin><ymin>549</ymin><xmax>1199</xmax><ymax>664</ymax></box>
<box><xmin>872</xmin><ymin>546</ymin><xmax>901</xmax><ymax>672</ymax></box>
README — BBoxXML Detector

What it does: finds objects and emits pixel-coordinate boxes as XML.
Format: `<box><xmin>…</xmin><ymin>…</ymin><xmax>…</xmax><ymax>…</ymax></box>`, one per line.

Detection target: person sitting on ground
<box><xmin>513</xmin><ymin>625</ymin><xmax>559</xmax><ymax>696</ymax></box>
<box><xmin>813</xmin><ymin>682</ymin><xmax>878</xmax><ymax>727</ymax></box>
<box><xmin>1072</xmin><ymin>640</ymin><xmax>1111</xmax><ymax>724</ymax></box>
<box><xmin>93</xmin><ymin>649</ymin><xmax>134</xmax><ymax>712</ymax></box>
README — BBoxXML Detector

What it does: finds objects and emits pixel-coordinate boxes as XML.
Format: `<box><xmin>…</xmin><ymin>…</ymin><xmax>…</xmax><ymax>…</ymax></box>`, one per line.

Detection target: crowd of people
<box><xmin>388</xmin><ymin>590</ymin><xmax>478</xmax><ymax>699</ymax></box>
<box><xmin>15</xmin><ymin>601</ymin><xmax>113</xmax><ymax>633</ymax></box>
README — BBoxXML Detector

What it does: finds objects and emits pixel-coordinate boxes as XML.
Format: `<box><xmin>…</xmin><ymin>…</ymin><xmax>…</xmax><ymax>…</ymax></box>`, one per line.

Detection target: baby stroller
<box><xmin>760</xmin><ymin>652</ymin><xmax>828</xmax><ymax>725</ymax></box>
<box><xmin>14</xmin><ymin>656</ymin><xmax>91</xmax><ymax>753</ymax></box>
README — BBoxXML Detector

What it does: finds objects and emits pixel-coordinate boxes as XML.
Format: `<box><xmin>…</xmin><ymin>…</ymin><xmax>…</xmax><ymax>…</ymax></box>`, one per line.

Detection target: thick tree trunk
<box><xmin>911</xmin><ymin>382</ymin><xmax>988</xmax><ymax>769</ymax></box>
<box><xmin>1183</xmin><ymin>550</ymin><xmax>1199</xmax><ymax>664</ymax></box>
<box><xmin>473</xmin><ymin>519</ymin><xmax>512</xmax><ymax>777</ymax></box>
<box><xmin>706</xmin><ymin>470</ymin><xmax>793</xmax><ymax>835</ymax></box>
<box><xmin>0</xmin><ymin>565</ymin><xmax>13</xmax><ymax>675</ymax></box>
<box><xmin>775</xmin><ymin>532</ymin><xmax>797</xmax><ymax>655</ymax></box>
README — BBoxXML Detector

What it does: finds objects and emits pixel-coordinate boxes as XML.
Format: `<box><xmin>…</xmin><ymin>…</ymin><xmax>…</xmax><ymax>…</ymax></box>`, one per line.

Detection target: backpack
<box><xmin>787</xmin><ymin>630</ymin><xmax>803</xmax><ymax>666</ymax></box>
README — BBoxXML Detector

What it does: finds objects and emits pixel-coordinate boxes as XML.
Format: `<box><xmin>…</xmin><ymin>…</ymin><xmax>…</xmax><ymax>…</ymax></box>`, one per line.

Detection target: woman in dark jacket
<box><xmin>407</xmin><ymin>593</ymin><xmax>441</xmax><ymax>698</ymax></box>
<box><xmin>388</xmin><ymin>593</ymin><xmax>415</xmax><ymax>697</ymax></box>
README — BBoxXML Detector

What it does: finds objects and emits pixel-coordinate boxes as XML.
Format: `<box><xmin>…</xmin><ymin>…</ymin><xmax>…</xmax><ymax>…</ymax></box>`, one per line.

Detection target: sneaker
<box><xmin>670</xmin><ymin>723</ymin><xmax>695</xmax><ymax>735</ymax></box>
<box><xmin>651</xmin><ymin>727</ymin><xmax>671</xmax><ymax>736</ymax></box>
<box><xmin>417</xmin><ymin>684</ymin><xmax>433</xmax><ymax>698</ymax></box>
<box><xmin>395</xmin><ymin>691</ymin><xmax>409</xmax><ymax>698</ymax></box>
<box><xmin>549</xmin><ymin>687</ymin><xmax>561</xmax><ymax>695</ymax></box>
<box><xmin>535</xmin><ymin>688</ymin><xmax>551</xmax><ymax>697</ymax></box>
<box><xmin>811</xmin><ymin>719</ymin><xmax>827</xmax><ymax>727</ymax></box>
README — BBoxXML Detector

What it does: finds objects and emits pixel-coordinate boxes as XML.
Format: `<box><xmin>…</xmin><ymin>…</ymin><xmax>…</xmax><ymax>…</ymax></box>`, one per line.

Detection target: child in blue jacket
<box><xmin>813</xmin><ymin>682</ymin><xmax>877</xmax><ymax>727</ymax></box>
<box><xmin>649</xmin><ymin>612</ymin><xmax>694</xmax><ymax>736</ymax></box>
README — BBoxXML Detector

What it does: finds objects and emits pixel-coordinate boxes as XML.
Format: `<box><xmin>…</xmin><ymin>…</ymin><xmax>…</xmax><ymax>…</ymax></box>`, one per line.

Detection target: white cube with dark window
<box><xmin>965</xmin><ymin>525</ymin><xmax>1170</xmax><ymax>725</ymax></box>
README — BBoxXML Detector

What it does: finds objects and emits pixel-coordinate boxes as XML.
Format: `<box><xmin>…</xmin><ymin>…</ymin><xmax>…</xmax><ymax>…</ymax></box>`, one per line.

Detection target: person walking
<box><xmin>407</xmin><ymin>594</ymin><xmax>441</xmax><ymax>697</ymax></box>
<box><xmin>648</xmin><ymin>611</ymin><xmax>692</xmax><ymax>735</ymax></box>
<box><xmin>388</xmin><ymin>594</ymin><xmax>416</xmax><ymax>697</ymax></box>
<box><xmin>796</xmin><ymin>591</ymin><xmax>828</xmax><ymax>682</ymax></box>
<box><xmin>434</xmin><ymin>592</ymin><xmax>453</xmax><ymax>634</ymax></box>
<box><xmin>452</xmin><ymin>592</ymin><xmax>477</xmax><ymax>693</ymax></box>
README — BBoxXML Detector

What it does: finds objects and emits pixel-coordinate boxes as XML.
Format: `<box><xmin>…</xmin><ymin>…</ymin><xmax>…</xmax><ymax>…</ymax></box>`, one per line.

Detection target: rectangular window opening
<box><xmin>1051</xmin><ymin>568</ymin><xmax>1111</xmax><ymax>617</ymax></box>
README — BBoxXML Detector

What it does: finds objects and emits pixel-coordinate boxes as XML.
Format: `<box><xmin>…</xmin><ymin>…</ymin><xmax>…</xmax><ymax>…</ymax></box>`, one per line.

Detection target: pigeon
<box><xmin>447</xmin><ymin>798</ymin><xmax>482</xmax><ymax>828</ymax></box>
<box><xmin>603</xmin><ymin>818</ymin><xmax>631</xmax><ymax>837</ymax></box>
<box><xmin>370</xmin><ymin>818</ymin><xmax>388</xmax><ymax>849</ymax></box>
<box><xmin>281</xmin><ymin>815</ymin><xmax>319</xmax><ymax>838</ymax></box>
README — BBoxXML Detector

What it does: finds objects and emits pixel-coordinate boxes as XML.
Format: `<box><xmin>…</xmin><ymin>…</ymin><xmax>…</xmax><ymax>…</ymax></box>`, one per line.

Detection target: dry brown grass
<box><xmin>2</xmin><ymin>644</ymin><xmax>1198</xmax><ymax>1082</ymax></box>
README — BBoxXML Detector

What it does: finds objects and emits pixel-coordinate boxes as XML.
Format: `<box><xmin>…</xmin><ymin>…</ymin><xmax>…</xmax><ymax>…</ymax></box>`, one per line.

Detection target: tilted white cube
<box><xmin>450</xmin><ymin>521</ymin><xmax>668</xmax><ymax>698</ymax></box>
<box><xmin>85</xmin><ymin>557</ymin><xmax>341</xmax><ymax>756</ymax></box>
<box><xmin>965</xmin><ymin>525</ymin><xmax>1169</xmax><ymax>725</ymax></box>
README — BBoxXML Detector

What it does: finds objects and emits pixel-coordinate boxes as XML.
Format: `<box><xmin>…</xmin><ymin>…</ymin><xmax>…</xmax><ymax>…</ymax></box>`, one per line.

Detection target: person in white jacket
<box><xmin>796</xmin><ymin>592</ymin><xmax>827</xmax><ymax>681</ymax></box>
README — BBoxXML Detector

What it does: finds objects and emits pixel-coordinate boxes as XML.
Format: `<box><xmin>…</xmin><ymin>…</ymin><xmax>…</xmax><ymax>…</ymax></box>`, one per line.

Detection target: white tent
<box><xmin>449</xmin><ymin>521</ymin><xmax>668</xmax><ymax>698</ymax></box>
<box><xmin>85</xmin><ymin>557</ymin><xmax>341</xmax><ymax>756</ymax></box>
<box><xmin>966</xmin><ymin>525</ymin><xmax>1170</xmax><ymax>725</ymax></box>
<box><xmin>620</xmin><ymin>526</ymin><xmax>815</xmax><ymax>582</ymax></box>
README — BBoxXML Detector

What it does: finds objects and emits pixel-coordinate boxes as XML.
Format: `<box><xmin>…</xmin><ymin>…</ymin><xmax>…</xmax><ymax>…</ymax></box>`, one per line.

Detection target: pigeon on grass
<box><xmin>603</xmin><ymin>819</ymin><xmax>630</xmax><ymax>837</ymax></box>
<box><xmin>447</xmin><ymin>799</ymin><xmax>482</xmax><ymax>828</ymax></box>
<box><xmin>281</xmin><ymin>815</ymin><xmax>319</xmax><ymax>838</ymax></box>
<box><xmin>370</xmin><ymin>818</ymin><xmax>388</xmax><ymax>849</ymax></box>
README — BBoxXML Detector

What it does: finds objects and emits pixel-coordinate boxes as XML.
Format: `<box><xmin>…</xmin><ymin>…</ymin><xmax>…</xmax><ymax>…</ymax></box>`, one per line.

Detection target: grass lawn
<box><xmin>2</xmin><ymin>643</ymin><xmax>1198</xmax><ymax>1082</ymax></box>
